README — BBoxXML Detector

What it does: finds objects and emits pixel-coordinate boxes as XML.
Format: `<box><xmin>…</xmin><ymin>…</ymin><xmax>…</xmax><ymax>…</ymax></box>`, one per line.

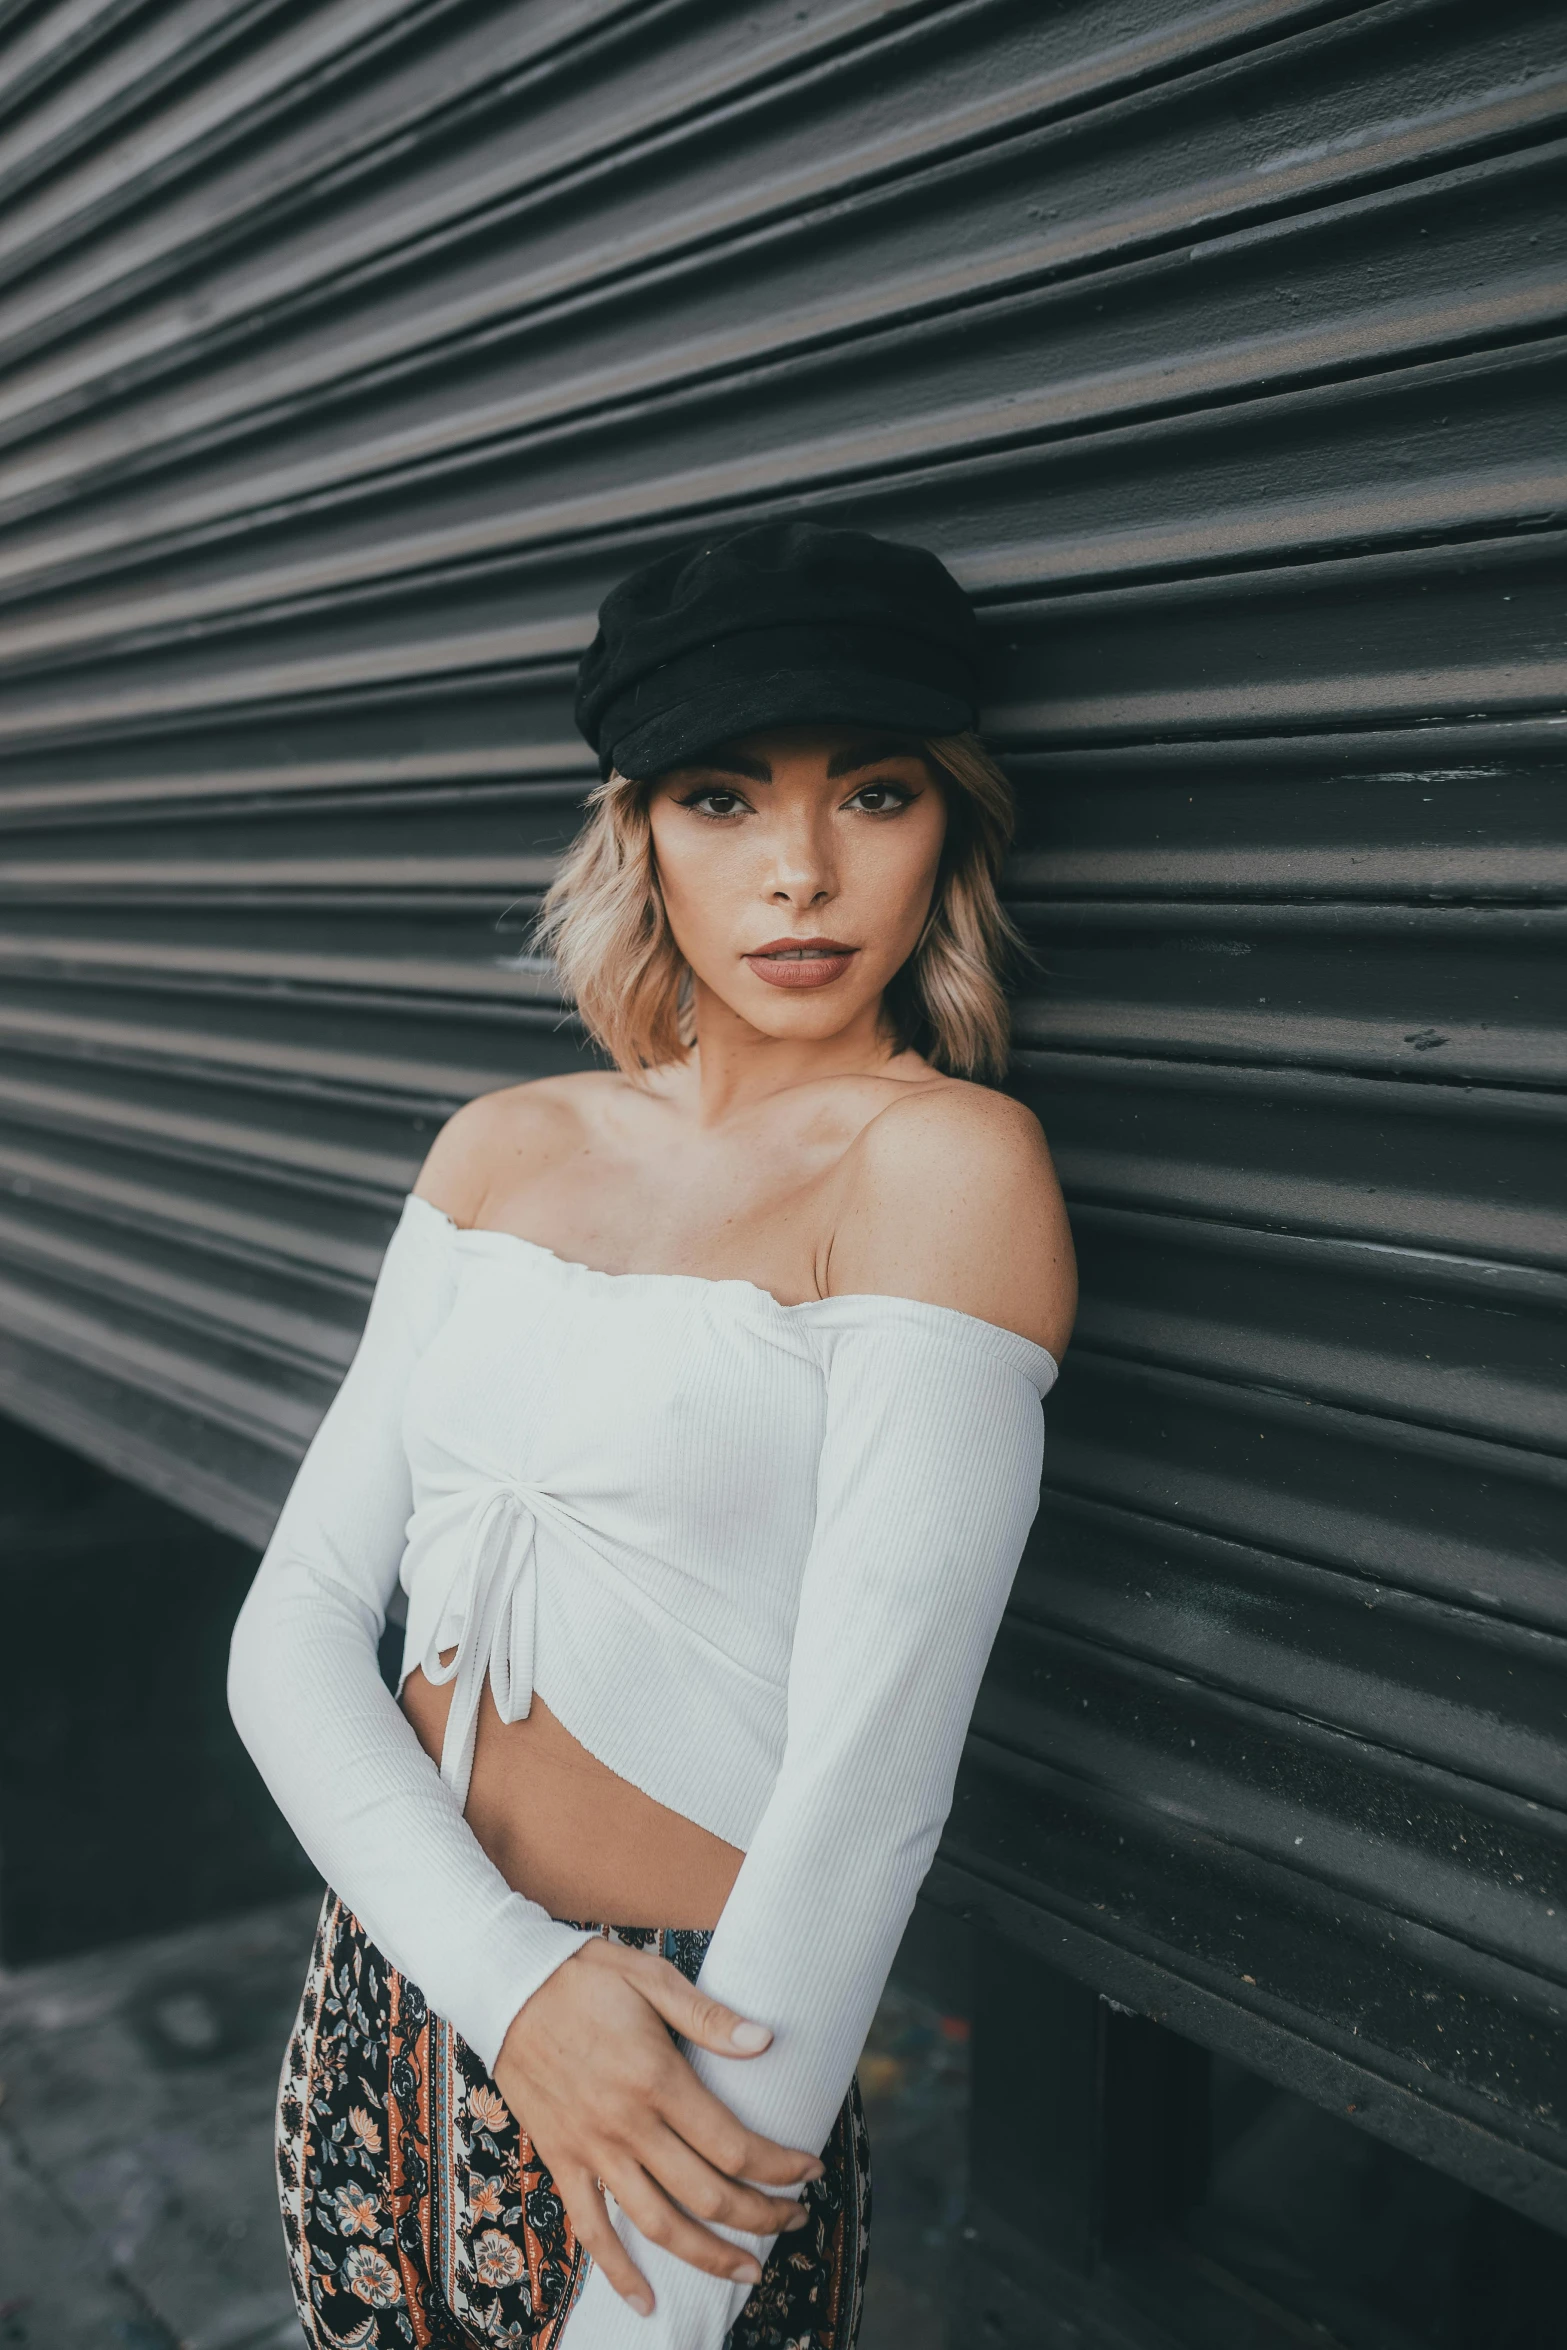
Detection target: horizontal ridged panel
<box><xmin>1</xmin><ymin>0</ymin><xmax>1562</xmax><ymax>2221</ymax></box>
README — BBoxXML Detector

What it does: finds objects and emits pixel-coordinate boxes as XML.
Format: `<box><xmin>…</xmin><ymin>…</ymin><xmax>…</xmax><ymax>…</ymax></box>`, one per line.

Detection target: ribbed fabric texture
<box><xmin>228</xmin><ymin>1201</ymin><xmax>594</xmax><ymax>2071</ymax></box>
<box><xmin>229</xmin><ymin>1194</ymin><xmax>1055</xmax><ymax>2348</ymax></box>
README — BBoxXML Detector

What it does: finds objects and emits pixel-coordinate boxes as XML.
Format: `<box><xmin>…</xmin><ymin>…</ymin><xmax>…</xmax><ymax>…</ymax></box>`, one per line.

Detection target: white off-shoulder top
<box><xmin>229</xmin><ymin>1192</ymin><xmax>1056</xmax><ymax>2349</ymax></box>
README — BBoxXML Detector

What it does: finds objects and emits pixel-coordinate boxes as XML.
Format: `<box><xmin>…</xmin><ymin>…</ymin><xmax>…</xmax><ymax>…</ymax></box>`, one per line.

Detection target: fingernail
<box><xmin>785</xmin><ymin>2207</ymin><xmax>810</xmax><ymax>2231</ymax></box>
<box><xmin>805</xmin><ymin>2160</ymin><xmax>826</xmax><ymax>2181</ymax></box>
<box><xmin>729</xmin><ymin>2020</ymin><xmax>771</xmax><ymax>2053</ymax></box>
<box><xmin>629</xmin><ymin>2290</ymin><xmax>654</xmax><ymax>2318</ymax></box>
<box><xmin>734</xmin><ymin>2260</ymin><xmax>762</xmax><ymax>2284</ymax></box>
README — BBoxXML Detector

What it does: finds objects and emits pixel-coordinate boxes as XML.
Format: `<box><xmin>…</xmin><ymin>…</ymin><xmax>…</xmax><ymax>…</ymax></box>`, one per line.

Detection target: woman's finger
<box><xmin>555</xmin><ymin>2164</ymin><xmax>655</xmax><ymax>2318</ymax></box>
<box><xmin>628</xmin><ymin>1950</ymin><xmax>776</xmax><ymax>2059</ymax></box>
<box><xmin>600</xmin><ymin>2155</ymin><xmax>765</xmax><ymax>2288</ymax></box>
<box><xmin>638</xmin><ymin>2118</ymin><xmax>812</xmax><ymax>2239</ymax></box>
<box><xmin>610</xmin><ymin>1952</ymin><xmax>823</xmax><ymax>2185</ymax></box>
<box><xmin>654</xmin><ymin>2062</ymin><xmax>825</xmax><ymax>2190</ymax></box>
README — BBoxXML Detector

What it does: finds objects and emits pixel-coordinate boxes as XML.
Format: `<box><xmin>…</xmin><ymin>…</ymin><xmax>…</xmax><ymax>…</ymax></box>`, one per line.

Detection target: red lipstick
<box><xmin>743</xmin><ymin>936</ymin><xmax>858</xmax><ymax>990</ymax></box>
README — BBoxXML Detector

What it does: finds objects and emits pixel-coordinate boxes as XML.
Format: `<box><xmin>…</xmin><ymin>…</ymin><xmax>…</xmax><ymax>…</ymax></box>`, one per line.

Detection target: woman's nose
<box><xmin>765</xmin><ymin>818</ymin><xmax>835</xmax><ymax>905</ymax></box>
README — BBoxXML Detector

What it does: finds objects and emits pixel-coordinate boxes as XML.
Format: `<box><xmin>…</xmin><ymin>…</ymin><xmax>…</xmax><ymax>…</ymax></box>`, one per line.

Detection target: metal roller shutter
<box><xmin>1</xmin><ymin>0</ymin><xmax>1563</xmax><ymax>2235</ymax></box>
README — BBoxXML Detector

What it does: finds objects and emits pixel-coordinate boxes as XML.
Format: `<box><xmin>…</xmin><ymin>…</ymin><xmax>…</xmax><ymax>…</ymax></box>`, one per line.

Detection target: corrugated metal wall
<box><xmin>1</xmin><ymin>0</ymin><xmax>1563</xmax><ymax>2228</ymax></box>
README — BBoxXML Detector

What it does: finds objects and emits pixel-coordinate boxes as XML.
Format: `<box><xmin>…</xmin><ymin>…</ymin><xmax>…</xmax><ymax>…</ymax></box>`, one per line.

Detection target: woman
<box><xmin>230</xmin><ymin>520</ymin><xmax>1076</xmax><ymax>2350</ymax></box>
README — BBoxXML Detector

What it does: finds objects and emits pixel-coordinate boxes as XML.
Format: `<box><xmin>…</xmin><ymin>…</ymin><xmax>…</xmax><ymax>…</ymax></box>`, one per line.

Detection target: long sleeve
<box><xmin>564</xmin><ymin>1302</ymin><xmax>1052</xmax><ymax>2347</ymax></box>
<box><xmin>227</xmin><ymin>1197</ymin><xmax>591</xmax><ymax>2070</ymax></box>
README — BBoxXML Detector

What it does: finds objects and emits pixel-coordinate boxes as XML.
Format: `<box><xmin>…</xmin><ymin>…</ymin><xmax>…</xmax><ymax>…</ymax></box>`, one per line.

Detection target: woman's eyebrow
<box><xmin>826</xmin><ymin>738</ymin><xmax>920</xmax><ymax>777</ymax></box>
<box><xmin>688</xmin><ymin>748</ymin><xmax>772</xmax><ymax>781</ymax></box>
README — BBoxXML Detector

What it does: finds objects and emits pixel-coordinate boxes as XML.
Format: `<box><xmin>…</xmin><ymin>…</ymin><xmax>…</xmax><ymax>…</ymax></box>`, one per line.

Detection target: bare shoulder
<box><xmin>412</xmin><ymin>1073</ymin><xmax>623</xmax><ymax>1228</ymax></box>
<box><xmin>828</xmin><ymin>1080</ymin><xmax>1076</xmax><ymax>1358</ymax></box>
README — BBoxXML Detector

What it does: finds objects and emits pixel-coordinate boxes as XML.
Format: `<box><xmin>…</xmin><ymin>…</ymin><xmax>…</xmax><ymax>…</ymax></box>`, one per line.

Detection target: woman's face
<box><xmin>646</xmin><ymin>729</ymin><xmax>948</xmax><ymax>1048</ymax></box>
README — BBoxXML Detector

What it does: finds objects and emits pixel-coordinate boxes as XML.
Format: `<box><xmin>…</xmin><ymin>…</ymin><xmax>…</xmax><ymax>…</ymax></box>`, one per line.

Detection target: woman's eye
<box><xmin>846</xmin><ymin>782</ymin><xmax>913</xmax><ymax>813</ymax></box>
<box><xmin>683</xmin><ymin>790</ymin><xmax>746</xmax><ymax>817</ymax></box>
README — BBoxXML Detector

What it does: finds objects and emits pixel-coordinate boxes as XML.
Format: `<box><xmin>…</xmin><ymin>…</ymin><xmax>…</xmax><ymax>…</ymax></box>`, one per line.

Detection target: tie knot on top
<box><xmin>417</xmin><ymin>1480</ymin><xmax>544</xmax><ymax>1807</ymax></box>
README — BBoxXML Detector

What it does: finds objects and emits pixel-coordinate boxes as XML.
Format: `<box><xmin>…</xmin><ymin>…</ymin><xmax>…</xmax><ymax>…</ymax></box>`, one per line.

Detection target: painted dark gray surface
<box><xmin>0</xmin><ymin>0</ymin><xmax>1561</xmax><ymax>2234</ymax></box>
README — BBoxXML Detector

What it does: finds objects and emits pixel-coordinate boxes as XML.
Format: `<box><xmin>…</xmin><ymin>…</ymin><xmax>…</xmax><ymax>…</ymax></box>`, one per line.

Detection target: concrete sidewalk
<box><xmin>0</xmin><ymin>1897</ymin><xmax>965</xmax><ymax>2349</ymax></box>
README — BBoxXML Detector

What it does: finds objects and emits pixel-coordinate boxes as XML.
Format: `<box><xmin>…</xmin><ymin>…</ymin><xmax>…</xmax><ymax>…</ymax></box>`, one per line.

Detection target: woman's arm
<box><xmin>562</xmin><ymin>1091</ymin><xmax>1074</xmax><ymax>2346</ymax></box>
<box><xmin>227</xmin><ymin>1189</ymin><xmax>597</xmax><ymax>2062</ymax></box>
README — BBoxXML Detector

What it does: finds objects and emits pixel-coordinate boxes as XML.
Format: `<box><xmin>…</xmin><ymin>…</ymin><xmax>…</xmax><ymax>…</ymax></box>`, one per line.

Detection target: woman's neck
<box><xmin>679</xmin><ymin>982</ymin><xmax>904</xmax><ymax>1127</ymax></box>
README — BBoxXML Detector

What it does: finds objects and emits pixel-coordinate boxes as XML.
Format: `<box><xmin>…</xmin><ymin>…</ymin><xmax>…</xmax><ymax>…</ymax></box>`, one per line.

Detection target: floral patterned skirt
<box><xmin>277</xmin><ymin>1892</ymin><xmax>870</xmax><ymax>2348</ymax></box>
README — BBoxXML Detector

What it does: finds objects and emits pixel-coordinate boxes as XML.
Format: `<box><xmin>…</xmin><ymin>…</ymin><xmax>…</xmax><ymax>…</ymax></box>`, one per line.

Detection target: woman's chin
<box><xmin>714</xmin><ymin>981</ymin><xmax>877</xmax><ymax>1045</ymax></box>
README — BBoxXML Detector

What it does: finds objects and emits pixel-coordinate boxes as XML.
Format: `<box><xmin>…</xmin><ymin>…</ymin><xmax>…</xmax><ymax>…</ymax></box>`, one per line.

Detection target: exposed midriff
<box><xmin>402</xmin><ymin>1663</ymin><xmax>744</xmax><ymax>1928</ymax></box>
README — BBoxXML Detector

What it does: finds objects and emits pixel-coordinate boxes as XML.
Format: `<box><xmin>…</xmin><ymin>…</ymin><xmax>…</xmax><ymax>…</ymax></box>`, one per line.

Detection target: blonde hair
<box><xmin>536</xmin><ymin>732</ymin><xmax>1020</xmax><ymax>1083</ymax></box>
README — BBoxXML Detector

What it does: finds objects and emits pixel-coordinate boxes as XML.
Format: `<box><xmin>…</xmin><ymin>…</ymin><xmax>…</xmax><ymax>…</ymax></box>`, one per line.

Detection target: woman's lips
<box><xmin>743</xmin><ymin>938</ymin><xmax>858</xmax><ymax>990</ymax></box>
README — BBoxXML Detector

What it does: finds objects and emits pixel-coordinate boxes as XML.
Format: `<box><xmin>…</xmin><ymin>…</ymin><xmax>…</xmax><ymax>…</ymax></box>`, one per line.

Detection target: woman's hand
<box><xmin>493</xmin><ymin>1937</ymin><xmax>823</xmax><ymax>2317</ymax></box>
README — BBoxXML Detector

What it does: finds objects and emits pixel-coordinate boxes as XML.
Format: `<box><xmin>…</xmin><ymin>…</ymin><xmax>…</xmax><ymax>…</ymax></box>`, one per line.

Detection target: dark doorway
<box><xmin>0</xmin><ymin>1414</ymin><xmax>316</xmax><ymax>1965</ymax></box>
<box><xmin>1171</xmin><ymin>2059</ymin><xmax>1563</xmax><ymax>2350</ymax></box>
<box><xmin>967</xmin><ymin>1937</ymin><xmax>1566</xmax><ymax>2350</ymax></box>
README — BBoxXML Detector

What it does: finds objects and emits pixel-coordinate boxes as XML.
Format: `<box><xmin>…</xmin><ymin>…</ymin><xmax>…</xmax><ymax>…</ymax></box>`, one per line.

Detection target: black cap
<box><xmin>575</xmin><ymin>521</ymin><xmax>980</xmax><ymax>780</ymax></box>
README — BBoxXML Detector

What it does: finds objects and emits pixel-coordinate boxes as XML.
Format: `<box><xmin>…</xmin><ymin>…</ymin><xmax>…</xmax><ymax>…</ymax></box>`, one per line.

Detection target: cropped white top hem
<box><xmin>229</xmin><ymin>1192</ymin><xmax>1056</xmax><ymax>2349</ymax></box>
